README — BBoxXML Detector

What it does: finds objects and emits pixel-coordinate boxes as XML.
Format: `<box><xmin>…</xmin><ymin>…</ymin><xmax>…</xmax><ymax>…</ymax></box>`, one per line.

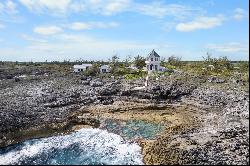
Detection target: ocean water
<box><xmin>102</xmin><ymin>119</ymin><xmax>164</xmax><ymax>140</ymax></box>
<box><xmin>0</xmin><ymin>128</ymin><xmax>143</xmax><ymax>165</ymax></box>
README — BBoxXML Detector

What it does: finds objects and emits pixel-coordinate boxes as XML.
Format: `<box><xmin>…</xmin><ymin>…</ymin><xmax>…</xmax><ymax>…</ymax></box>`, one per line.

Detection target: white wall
<box><xmin>100</xmin><ymin>66</ymin><xmax>110</xmax><ymax>73</ymax></box>
<box><xmin>146</xmin><ymin>56</ymin><xmax>161</xmax><ymax>71</ymax></box>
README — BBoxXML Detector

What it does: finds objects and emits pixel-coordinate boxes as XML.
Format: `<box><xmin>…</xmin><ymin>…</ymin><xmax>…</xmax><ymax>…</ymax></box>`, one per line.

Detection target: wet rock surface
<box><xmin>0</xmin><ymin>73</ymin><xmax>249</xmax><ymax>165</ymax></box>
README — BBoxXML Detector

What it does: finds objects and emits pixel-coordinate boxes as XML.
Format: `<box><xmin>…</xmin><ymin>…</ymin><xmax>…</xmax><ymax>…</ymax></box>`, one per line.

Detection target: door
<box><xmin>150</xmin><ymin>64</ymin><xmax>153</xmax><ymax>70</ymax></box>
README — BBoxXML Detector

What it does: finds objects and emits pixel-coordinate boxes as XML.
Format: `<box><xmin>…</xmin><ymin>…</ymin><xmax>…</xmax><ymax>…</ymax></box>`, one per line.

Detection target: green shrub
<box><xmin>83</xmin><ymin>63</ymin><xmax>99</xmax><ymax>77</ymax></box>
<box><xmin>168</xmin><ymin>55</ymin><xmax>183</xmax><ymax>67</ymax></box>
<box><xmin>165</xmin><ymin>64</ymin><xmax>176</xmax><ymax>70</ymax></box>
<box><xmin>124</xmin><ymin>70</ymin><xmax>147</xmax><ymax>80</ymax></box>
<box><xmin>133</xmin><ymin>55</ymin><xmax>146</xmax><ymax>69</ymax></box>
<box><xmin>113</xmin><ymin>67</ymin><xmax>130</xmax><ymax>76</ymax></box>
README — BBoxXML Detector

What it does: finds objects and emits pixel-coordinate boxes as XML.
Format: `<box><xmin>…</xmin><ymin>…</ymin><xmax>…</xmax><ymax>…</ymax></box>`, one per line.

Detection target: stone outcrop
<box><xmin>0</xmin><ymin>73</ymin><xmax>248</xmax><ymax>165</ymax></box>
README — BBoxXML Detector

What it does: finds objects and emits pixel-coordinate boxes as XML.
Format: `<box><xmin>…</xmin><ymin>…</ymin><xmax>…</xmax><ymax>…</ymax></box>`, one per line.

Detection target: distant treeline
<box><xmin>0</xmin><ymin>60</ymin><xmax>109</xmax><ymax>65</ymax></box>
<box><xmin>0</xmin><ymin>60</ymin><xmax>248</xmax><ymax>65</ymax></box>
<box><xmin>181</xmin><ymin>60</ymin><xmax>248</xmax><ymax>63</ymax></box>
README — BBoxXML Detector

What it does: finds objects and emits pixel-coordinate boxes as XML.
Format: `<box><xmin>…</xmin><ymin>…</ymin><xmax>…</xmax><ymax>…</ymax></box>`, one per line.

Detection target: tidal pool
<box><xmin>101</xmin><ymin>119</ymin><xmax>165</xmax><ymax>140</ymax></box>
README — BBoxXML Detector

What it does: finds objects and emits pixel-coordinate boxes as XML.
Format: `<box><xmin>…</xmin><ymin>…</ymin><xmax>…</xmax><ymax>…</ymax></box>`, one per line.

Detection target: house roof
<box><xmin>73</xmin><ymin>64</ymin><xmax>92</xmax><ymax>69</ymax></box>
<box><xmin>100</xmin><ymin>65</ymin><xmax>110</xmax><ymax>68</ymax></box>
<box><xmin>147</xmin><ymin>49</ymin><xmax>160</xmax><ymax>58</ymax></box>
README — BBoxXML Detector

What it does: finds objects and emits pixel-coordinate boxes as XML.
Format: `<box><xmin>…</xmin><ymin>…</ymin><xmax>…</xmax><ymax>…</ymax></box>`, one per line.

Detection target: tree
<box><xmin>202</xmin><ymin>54</ymin><xmax>233</xmax><ymax>72</ymax></box>
<box><xmin>133</xmin><ymin>55</ymin><xmax>146</xmax><ymax>69</ymax></box>
<box><xmin>109</xmin><ymin>54</ymin><xmax>120</xmax><ymax>73</ymax></box>
<box><xmin>160</xmin><ymin>57</ymin><xmax>167</xmax><ymax>66</ymax></box>
<box><xmin>238</xmin><ymin>61</ymin><xmax>249</xmax><ymax>73</ymax></box>
<box><xmin>83</xmin><ymin>63</ymin><xmax>99</xmax><ymax>76</ymax></box>
<box><xmin>168</xmin><ymin>55</ymin><xmax>182</xmax><ymax>66</ymax></box>
<box><xmin>124</xmin><ymin>55</ymin><xmax>132</xmax><ymax>67</ymax></box>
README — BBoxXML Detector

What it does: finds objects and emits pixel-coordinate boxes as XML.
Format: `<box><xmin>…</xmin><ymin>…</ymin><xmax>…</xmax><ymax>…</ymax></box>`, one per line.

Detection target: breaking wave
<box><xmin>0</xmin><ymin>128</ymin><xmax>143</xmax><ymax>165</ymax></box>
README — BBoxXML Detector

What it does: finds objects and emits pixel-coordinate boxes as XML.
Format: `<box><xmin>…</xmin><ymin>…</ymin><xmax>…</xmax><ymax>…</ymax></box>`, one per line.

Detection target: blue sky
<box><xmin>0</xmin><ymin>0</ymin><xmax>249</xmax><ymax>62</ymax></box>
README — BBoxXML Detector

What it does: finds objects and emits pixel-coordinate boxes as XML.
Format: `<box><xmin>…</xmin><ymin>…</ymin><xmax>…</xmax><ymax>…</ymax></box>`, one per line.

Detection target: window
<box><xmin>78</xmin><ymin>69</ymin><xmax>80</xmax><ymax>72</ymax></box>
<box><xmin>155</xmin><ymin>65</ymin><xmax>158</xmax><ymax>70</ymax></box>
<box><xmin>151</xmin><ymin>58</ymin><xmax>153</xmax><ymax>61</ymax></box>
<box><xmin>155</xmin><ymin>58</ymin><xmax>157</xmax><ymax>61</ymax></box>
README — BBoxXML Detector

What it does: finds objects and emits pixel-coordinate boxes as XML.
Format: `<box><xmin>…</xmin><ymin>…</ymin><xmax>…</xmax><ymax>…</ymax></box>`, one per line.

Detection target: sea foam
<box><xmin>0</xmin><ymin>128</ymin><xmax>143</xmax><ymax>165</ymax></box>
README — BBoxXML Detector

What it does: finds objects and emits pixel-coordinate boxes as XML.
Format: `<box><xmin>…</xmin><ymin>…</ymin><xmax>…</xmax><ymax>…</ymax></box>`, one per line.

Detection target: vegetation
<box><xmin>0</xmin><ymin>53</ymin><xmax>248</xmax><ymax>83</ymax></box>
<box><xmin>133</xmin><ymin>55</ymin><xmax>146</xmax><ymax>69</ymax></box>
<box><xmin>124</xmin><ymin>70</ymin><xmax>147</xmax><ymax>80</ymax></box>
<box><xmin>82</xmin><ymin>63</ymin><xmax>100</xmax><ymax>77</ymax></box>
<box><xmin>167</xmin><ymin>55</ymin><xmax>183</xmax><ymax>67</ymax></box>
<box><xmin>109</xmin><ymin>55</ymin><xmax>120</xmax><ymax>74</ymax></box>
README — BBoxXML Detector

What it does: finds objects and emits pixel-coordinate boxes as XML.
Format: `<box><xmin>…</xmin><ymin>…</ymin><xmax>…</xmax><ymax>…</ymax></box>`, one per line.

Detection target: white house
<box><xmin>100</xmin><ymin>65</ymin><xmax>111</xmax><ymax>73</ymax></box>
<box><xmin>145</xmin><ymin>49</ymin><xmax>162</xmax><ymax>71</ymax></box>
<box><xmin>73</xmin><ymin>64</ymin><xmax>92</xmax><ymax>72</ymax></box>
<box><xmin>234</xmin><ymin>66</ymin><xmax>240</xmax><ymax>70</ymax></box>
<box><xmin>207</xmin><ymin>65</ymin><xmax>215</xmax><ymax>70</ymax></box>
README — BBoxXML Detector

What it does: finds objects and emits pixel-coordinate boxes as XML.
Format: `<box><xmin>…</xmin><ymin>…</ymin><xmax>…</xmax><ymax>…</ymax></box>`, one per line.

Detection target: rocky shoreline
<box><xmin>0</xmin><ymin>73</ymin><xmax>249</xmax><ymax>164</ymax></box>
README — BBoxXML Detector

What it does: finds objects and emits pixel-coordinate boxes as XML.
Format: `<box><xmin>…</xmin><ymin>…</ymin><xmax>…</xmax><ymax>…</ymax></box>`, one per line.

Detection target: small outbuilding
<box><xmin>208</xmin><ymin>65</ymin><xmax>215</xmax><ymax>70</ymax></box>
<box><xmin>126</xmin><ymin>64</ymin><xmax>138</xmax><ymax>71</ymax></box>
<box><xmin>100</xmin><ymin>65</ymin><xmax>111</xmax><ymax>73</ymax></box>
<box><xmin>73</xmin><ymin>64</ymin><xmax>92</xmax><ymax>72</ymax></box>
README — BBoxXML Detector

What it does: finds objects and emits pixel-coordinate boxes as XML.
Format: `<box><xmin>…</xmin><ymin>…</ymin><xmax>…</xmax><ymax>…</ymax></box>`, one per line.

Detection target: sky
<box><xmin>0</xmin><ymin>0</ymin><xmax>249</xmax><ymax>62</ymax></box>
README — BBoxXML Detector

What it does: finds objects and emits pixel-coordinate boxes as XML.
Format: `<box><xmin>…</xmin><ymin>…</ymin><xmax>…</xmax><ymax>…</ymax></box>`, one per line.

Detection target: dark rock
<box><xmin>208</xmin><ymin>76</ymin><xmax>225</xmax><ymax>83</ymax></box>
<box><xmin>90</xmin><ymin>80</ymin><xmax>104</xmax><ymax>87</ymax></box>
<box><xmin>14</xmin><ymin>77</ymin><xmax>20</xmax><ymax>82</ymax></box>
<box><xmin>81</xmin><ymin>80</ymin><xmax>90</xmax><ymax>85</ymax></box>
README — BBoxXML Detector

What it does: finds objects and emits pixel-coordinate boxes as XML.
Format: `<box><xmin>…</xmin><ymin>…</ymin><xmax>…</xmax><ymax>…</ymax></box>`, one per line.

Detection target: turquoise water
<box><xmin>101</xmin><ymin>119</ymin><xmax>164</xmax><ymax>140</ymax></box>
<box><xmin>0</xmin><ymin>128</ymin><xmax>143</xmax><ymax>165</ymax></box>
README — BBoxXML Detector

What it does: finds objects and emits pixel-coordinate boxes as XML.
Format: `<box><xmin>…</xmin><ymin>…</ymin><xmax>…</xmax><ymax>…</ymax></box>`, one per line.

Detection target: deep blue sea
<box><xmin>0</xmin><ymin>128</ymin><xmax>143</xmax><ymax>165</ymax></box>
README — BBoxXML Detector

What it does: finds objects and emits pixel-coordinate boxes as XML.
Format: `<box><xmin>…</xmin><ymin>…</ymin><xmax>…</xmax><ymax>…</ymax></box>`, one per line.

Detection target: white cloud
<box><xmin>176</xmin><ymin>15</ymin><xmax>225</xmax><ymax>32</ymax></box>
<box><xmin>0</xmin><ymin>0</ymin><xmax>23</xmax><ymax>23</ymax></box>
<box><xmin>233</xmin><ymin>8</ymin><xmax>248</xmax><ymax>21</ymax></box>
<box><xmin>135</xmin><ymin>2</ymin><xmax>205</xmax><ymax>19</ymax></box>
<box><xmin>101</xmin><ymin>0</ymin><xmax>131</xmax><ymax>15</ymax></box>
<box><xmin>69</xmin><ymin>22</ymin><xmax>91</xmax><ymax>30</ymax></box>
<box><xmin>19</xmin><ymin>0</ymin><xmax>72</xmax><ymax>15</ymax></box>
<box><xmin>0</xmin><ymin>0</ymin><xmax>18</xmax><ymax>14</ymax></box>
<box><xmin>18</xmin><ymin>0</ymin><xmax>131</xmax><ymax>16</ymax></box>
<box><xmin>76</xmin><ymin>0</ymin><xmax>131</xmax><ymax>15</ymax></box>
<box><xmin>0</xmin><ymin>33</ymin><xmax>173</xmax><ymax>61</ymax></box>
<box><xmin>34</xmin><ymin>26</ymin><xmax>63</xmax><ymax>35</ymax></box>
<box><xmin>68</xmin><ymin>1</ymin><xmax>86</xmax><ymax>12</ymax></box>
<box><xmin>18</xmin><ymin>0</ymin><xmax>205</xmax><ymax>19</ymax></box>
<box><xmin>207</xmin><ymin>42</ymin><xmax>249</xmax><ymax>54</ymax></box>
<box><xmin>5</xmin><ymin>0</ymin><xmax>18</xmax><ymax>14</ymax></box>
<box><xmin>68</xmin><ymin>21</ymin><xmax>119</xmax><ymax>30</ymax></box>
<box><xmin>21</xmin><ymin>34</ymin><xmax>48</xmax><ymax>43</ymax></box>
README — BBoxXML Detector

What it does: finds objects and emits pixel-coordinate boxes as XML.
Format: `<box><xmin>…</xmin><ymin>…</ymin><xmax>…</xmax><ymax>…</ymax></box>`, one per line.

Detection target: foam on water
<box><xmin>0</xmin><ymin>128</ymin><xmax>144</xmax><ymax>165</ymax></box>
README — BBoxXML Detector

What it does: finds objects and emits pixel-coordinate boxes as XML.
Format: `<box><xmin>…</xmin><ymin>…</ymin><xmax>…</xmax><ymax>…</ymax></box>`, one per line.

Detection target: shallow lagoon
<box><xmin>101</xmin><ymin>119</ymin><xmax>165</xmax><ymax>140</ymax></box>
